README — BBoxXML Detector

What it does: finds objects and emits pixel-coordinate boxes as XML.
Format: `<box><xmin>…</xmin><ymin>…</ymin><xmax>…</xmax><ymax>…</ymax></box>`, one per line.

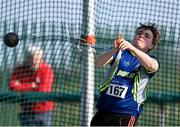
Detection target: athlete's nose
<box><xmin>139</xmin><ymin>33</ymin><xmax>144</xmax><ymax>38</ymax></box>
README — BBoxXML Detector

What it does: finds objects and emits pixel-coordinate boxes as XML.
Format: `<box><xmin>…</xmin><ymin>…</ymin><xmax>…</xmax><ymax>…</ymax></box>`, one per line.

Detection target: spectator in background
<box><xmin>91</xmin><ymin>23</ymin><xmax>161</xmax><ymax>126</ymax></box>
<box><xmin>9</xmin><ymin>46</ymin><xmax>55</xmax><ymax>126</ymax></box>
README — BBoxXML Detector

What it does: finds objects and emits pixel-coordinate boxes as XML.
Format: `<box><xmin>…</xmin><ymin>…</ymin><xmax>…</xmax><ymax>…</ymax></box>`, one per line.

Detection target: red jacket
<box><xmin>9</xmin><ymin>61</ymin><xmax>55</xmax><ymax>113</ymax></box>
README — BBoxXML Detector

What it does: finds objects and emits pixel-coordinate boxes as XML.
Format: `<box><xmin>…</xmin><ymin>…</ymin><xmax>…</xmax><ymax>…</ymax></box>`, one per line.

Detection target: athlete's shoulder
<box><xmin>141</xmin><ymin>55</ymin><xmax>160</xmax><ymax>78</ymax></box>
<box><xmin>149</xmin><ymin>55</ymin><xmax>160</xmax><ymax>70</ymax></box>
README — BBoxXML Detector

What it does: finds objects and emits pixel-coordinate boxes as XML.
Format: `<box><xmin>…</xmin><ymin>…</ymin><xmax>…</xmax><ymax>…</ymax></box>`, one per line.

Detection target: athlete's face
<box><xmin>134</xmin><ymin>28</ymin><xmax>154</xmax><ymax>52</ymax></box>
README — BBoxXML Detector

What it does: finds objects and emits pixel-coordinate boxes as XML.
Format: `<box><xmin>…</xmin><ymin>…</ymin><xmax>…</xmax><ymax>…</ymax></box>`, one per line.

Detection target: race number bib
<box><xmin>106</xmin><ymin>84</ymin><xmax>128</xmax><ymax>98</ymax></box>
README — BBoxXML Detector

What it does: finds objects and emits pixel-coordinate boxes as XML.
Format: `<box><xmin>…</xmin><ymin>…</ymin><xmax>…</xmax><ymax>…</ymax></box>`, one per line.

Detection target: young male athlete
<box><xmin>91</xmin><ymin>23</ymin><xmax>161</xmax><ymax>126</ymax></box>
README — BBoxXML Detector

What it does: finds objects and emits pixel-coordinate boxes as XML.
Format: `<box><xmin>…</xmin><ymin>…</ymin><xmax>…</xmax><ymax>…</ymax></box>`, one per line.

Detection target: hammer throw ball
<box><xmin>4</xmin><ymin>32</ymin><xmax>19</xmax><ymax>47</ymax></box>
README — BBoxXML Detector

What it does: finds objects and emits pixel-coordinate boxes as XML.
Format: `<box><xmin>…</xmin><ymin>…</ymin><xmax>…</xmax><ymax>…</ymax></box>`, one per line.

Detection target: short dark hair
<box><xmin>136</xmin><ymin>23</ymin><xmax>161</xmax><ymax>48</ymax></box>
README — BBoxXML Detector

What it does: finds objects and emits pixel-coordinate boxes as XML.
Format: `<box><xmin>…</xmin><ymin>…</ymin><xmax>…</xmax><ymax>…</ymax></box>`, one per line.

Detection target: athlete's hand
<box><xmin>118</xmin><ymin>39</ymin><xmax>135</xmax><ymax>51</ymax></box>
<box><xmin>114</xmin><ymin>34</ymin><xmax>135</xmax><ymax>51</ymax></box>
<box><xmin>113</xmin><ymin>34</ymin><xmax>124</xmax><ymax>52</ymax></box>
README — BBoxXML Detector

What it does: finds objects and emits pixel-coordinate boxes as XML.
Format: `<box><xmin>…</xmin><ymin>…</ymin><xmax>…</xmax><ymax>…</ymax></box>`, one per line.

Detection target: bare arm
<box><xmin>95</xmin><ymin>35</ymin><xmax>123</xmax><ymax>67</ymax></box>
<box><xmin>130</xmin><ymin>47</ymin><xmax>159</xmax><ymax>72</ymax></box>
<box><xmin>118</xmin><ymin>39</ymin><xmax>159</xmax><ymax>72</ymax></box>
<box><xmin>95</xmin><ymin>49</ymin><xmax>117</xmax><ymax>67</ymax></box>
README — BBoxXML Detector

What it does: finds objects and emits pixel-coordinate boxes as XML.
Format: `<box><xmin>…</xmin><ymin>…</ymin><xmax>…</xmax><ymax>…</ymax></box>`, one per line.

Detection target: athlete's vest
<box><xmin>99</xmin><ymin>50</ymin><xmax>140</xmax><ymax>93</ymax></box>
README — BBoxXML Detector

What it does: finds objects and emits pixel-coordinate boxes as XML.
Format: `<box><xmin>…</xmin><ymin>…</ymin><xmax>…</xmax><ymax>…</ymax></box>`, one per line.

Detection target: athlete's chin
<box><xmin>134</xmin><ymin>42</ymin><xmax>140</xmax><ymax>47</ymax></box>
<box><xmin>134</xmin><ymin>43</ymin><xmax>142</xmax><ymax>50</ymax></box>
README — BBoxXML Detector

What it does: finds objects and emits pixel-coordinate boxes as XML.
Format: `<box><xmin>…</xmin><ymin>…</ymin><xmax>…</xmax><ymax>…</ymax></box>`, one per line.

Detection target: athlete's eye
<box><xmin>145</xmin><ymin>33</ymin><xmax>151</xmax><ymax>39</ymax></box>
<box><xmin>137</xmin><ymin>31</ymin><xmax>143</xmax><ymax>35</ymax></box>
<box><xmin>145</xmin><ymin>35</ymin><xmax>149</xmax><ymax>38</ymax></box>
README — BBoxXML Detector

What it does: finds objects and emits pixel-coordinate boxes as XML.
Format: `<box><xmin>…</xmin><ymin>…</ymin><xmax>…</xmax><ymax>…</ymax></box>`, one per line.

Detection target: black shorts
<box><xmin>90</xmin><ymin>110</ymin><xmax>137</xmax><ymax>126</ymax></box>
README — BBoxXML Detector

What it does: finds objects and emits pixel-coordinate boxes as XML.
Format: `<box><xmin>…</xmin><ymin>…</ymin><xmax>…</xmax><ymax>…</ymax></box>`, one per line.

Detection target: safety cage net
<box><xmin>0</xmin><ymin>0</ymin><xmax>179</xmax><ymax>126</ymax></box>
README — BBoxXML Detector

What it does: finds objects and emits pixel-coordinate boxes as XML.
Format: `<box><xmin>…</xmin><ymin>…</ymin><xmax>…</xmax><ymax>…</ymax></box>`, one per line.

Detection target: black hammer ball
<box><xmin>4</xmin><ymin>32</ymin><xmax>19</xmax><ymax>47</ymax></box>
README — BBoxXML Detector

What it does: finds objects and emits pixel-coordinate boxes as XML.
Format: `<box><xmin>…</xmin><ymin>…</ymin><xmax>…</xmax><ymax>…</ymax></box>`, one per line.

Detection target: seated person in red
<box><xmin>9</xmin><ymin>46</ymin><xmax>55</xmax><ymax>126</ymax></box>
